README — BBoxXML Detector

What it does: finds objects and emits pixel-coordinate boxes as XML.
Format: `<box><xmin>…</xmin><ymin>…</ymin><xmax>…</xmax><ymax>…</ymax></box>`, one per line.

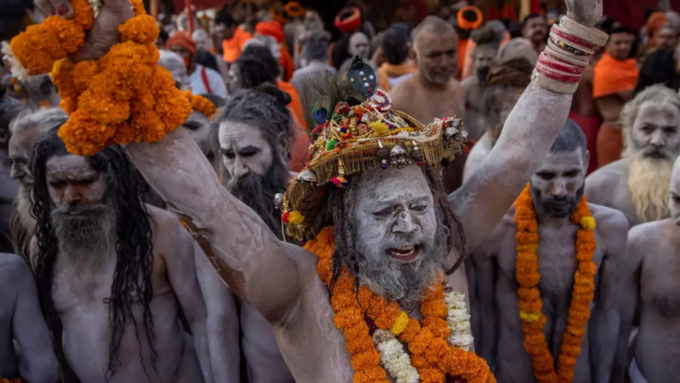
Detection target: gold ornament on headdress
<box><xmin>278</xmin><ymin>89</ymin><xmax>467</xmax><ymax>243</ymax></box>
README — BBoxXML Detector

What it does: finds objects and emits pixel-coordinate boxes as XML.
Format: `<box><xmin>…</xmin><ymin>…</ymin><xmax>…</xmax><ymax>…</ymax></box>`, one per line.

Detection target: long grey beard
<box><xmin>52</xmin><ymin>203</ymin><xmax>116</xmax><ymax>269</ymax></box>
<box><xmin>16</xmin><ymin>186</ymin><xmax>36</xmax><ymax>235</ymax></box>
<box><xmin>625</xmin><ymin>149</ymin><xmax>674</xmax><ymax>222</ymax></box>
<box><xmin>355</xmin><ymin>223</ymin><xmax>448</xmax><ymax>306</ymax></box>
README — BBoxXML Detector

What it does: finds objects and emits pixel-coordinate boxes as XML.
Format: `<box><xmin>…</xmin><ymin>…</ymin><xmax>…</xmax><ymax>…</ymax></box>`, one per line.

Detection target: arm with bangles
<box><xmin>28</xmin><ymin>0</ymin><xmax>312</xmax><ymax>324</ymax></box>
<box><xmin>450</xmin><ymin>0</ymin><xmax>606</xmax><ymax>255</ymax></box>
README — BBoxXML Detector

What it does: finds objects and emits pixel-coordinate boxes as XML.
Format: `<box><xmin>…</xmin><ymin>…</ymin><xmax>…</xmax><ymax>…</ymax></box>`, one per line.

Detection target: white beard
<box><xmin>626</xmin><ymin>151</ymin><xmax>674</xmax><ymax>222</ymax></box>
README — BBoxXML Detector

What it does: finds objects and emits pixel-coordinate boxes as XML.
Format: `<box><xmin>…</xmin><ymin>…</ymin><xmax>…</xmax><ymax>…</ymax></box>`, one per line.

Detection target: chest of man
<box><xmin>641</xmin><ymin>244</ymin><xmax>680</xmax><ymax>319</ymax></box>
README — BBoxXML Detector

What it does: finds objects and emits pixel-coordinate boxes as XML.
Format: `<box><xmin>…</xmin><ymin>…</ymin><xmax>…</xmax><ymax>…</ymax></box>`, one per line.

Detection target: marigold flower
<box><xmin>351</xmin><ymin>349</ymin><xmax>381</xmax><ymax>371</ymax></box>
<box><xmin>119</xmin><ymin>14</ymin><xmax>159</xmax><ymax>45</ymax></box>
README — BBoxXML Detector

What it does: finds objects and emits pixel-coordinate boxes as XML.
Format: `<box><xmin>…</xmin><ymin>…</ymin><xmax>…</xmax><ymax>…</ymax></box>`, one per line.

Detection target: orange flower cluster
<box><xmin>304</xmin><ymin>226</ymin><xmax>496</xmax><ymax>383</ymax></box>
<box><xmin>50</xmin><ymin>0</ymin><xmax>191</xmax><ymax>155</ymax></box>
<box><xmin>514</xmin><ymin>184</ymin><xmax>597</xmax><ymax>383</ymax></box>
<box><xmin>7</xmin><ymin>0</ymin><xmax>93</xmax><ymax>75</ymax></box>
<box><xmin>184</xmin><ymin>90</ymin><xmax>217</xmax><ymax>118</ymax></box>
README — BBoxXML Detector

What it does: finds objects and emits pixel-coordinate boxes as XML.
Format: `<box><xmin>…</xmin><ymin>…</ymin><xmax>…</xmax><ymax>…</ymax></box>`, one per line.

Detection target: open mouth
<box><xmin>387</xmin><ymin>246</ymin><xmax>420</xmax><ymax>262</ymax></box>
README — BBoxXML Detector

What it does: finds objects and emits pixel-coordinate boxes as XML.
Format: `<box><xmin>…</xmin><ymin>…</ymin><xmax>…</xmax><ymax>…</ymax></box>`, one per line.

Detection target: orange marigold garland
<box><xmin>514</xmin><ymin>184</ymin><xmax>597</xmax><ymax>383</ymax></box>
<box><xmin>6</xmin><ymin>0</ymin><xmax>191</xmax><ymax>156</ymax></box>
<box><xmin>304</xmin><ymin>227</ymin><xmax>495</xmax><ymax>383</ymax></box>
<box><xmin>184</xmin><ymin>90</ymin><xmax>217</xmax><ymax>118</ymax></box>
<box><xmin>2</xmin><ymin>0</ymin><xmax>93</xmax><ymax>80</ymax></box>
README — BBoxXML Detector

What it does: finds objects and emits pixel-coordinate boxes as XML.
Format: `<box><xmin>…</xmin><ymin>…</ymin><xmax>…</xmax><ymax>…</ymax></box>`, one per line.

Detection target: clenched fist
<box><xmin>565</xmin><ymin>0</ymin><xmax>603</xmax><ymax>28</ymax></box>
<box><xmin>34</xmin><ymin>0</ymin><xmax>135</xmax><ymax>61</ymax></box>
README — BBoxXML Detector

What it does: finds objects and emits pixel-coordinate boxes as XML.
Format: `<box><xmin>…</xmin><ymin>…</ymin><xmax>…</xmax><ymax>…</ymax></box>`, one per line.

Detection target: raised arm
<box><xmin>450</xmin><ymin>0</ymin><xmax>604</xmax><ymax>252</ymax></box>
<box><xmin>128</xmin><ymin>128</ymin><xmax>307</xmax><ymax>322</ymax></box>
<box><xmin>589</xmin><ymin>211</ymin><xmax>629</xmax><ymax>383</ymax></box>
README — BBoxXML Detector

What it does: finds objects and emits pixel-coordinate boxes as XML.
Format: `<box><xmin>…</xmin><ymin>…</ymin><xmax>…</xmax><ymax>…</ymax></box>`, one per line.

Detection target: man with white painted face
<box><xmin>468</xmin><ymin>120</ymin><xmax>629</xmax><ymax>383</ymax></box>
<box><xmin>58</xmin><ymin>0</ymin><xmax>604</xmax><ymax>379</ymax></box>
<box><xmin>586</xmin><ymin>85</ymin><xmax>680</xmax><ymax>227</ymax></box>
<box><xmin>29</xmin><ymin>129</ymin><xmax>213</xmax><ymax>383</ymax></box>
<box><xmin>215</xmin><ymin>86</ymin><xmax>295</xmax><ymax>383</ymax></box>
<box><xmin>622</xmin><ymin>156</ymin><xmax>680</xmax><ymax>383</ymax></box>
<box><xmin>8</xmin><ymin>108</ymin><xmax>67</xmax><ymax>260</ymax></box>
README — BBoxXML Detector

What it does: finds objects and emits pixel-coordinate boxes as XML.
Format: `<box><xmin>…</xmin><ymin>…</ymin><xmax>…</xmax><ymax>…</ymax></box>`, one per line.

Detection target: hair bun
<box><xmin>256</xmin><ymin>84</ymin><xmax>292</xmax><ymax>107</ymax></box>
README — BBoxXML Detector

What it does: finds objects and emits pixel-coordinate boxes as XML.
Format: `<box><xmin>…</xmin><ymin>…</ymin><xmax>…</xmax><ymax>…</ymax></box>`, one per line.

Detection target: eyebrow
<box><xmin>375</xmin><ymin>195</ymin><xmax>431</xmax><ymax>206</ymax></box>
<box><xmin>220</xmin><ymin>145</ymin><xmax>261</xmax><ymax>154</ymax></box>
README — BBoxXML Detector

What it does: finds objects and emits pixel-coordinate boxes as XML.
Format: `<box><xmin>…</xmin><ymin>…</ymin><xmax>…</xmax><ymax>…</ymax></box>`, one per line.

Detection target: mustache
<box><xmin>52</xmin><ymin>203</ymin><xmax>109</xmax><ymax>218</ymax></box>
<box><xmin>643</xmin><ymin>146</ymin><xmax>672</xmax><ymax>159</ymax></box>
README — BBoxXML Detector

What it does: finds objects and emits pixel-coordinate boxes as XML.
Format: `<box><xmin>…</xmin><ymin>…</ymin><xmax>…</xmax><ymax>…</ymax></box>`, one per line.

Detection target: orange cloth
<box><xmin>166</xmin><ymin>31</ymin><xmax>196</xmax><ymax>54</ymax></box>
<box><xmin>377</xmin><ymin>62</ymin><xmax>414</xmax><ymax>91</ymax></box>
<box><xmin>222</xmin><ymin>27</ymin><xmax>252</xmax><ymax>63</ymax></box>
<box><xmin>457</xmin><ymin>38</ymin><xmax>469</xmax><ymax>80</ymax></box>
<box><xmin>593</xmin><ymin>53</ymin><xmax>639</xmax><ymax>99</ymax></box>
<box><xmin>596</xmin><ymin>123</ymin><xmax>623</xmax><ymax>168</ymax></box>
<box><xmin>280</xmin><ymin>44</ymin><xmax>295</xmax><ymax>81</ymax></box>
<box><xmin>647</xmin><ymin>12</ymin><xmax>668</xmax><ymax>48</ymax></box>
<box><xmin>256</xmin><ymin>21</ymin><xmax>284</xmax><ymax>43</ymax></box>
<box><xmin>277</xmin><ymin>80</ymin><xmax>307</xmax><ymax>130</ymax></box>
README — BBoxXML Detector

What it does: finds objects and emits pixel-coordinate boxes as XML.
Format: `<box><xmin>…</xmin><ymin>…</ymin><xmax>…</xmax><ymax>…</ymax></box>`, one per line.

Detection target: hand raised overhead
<box><xmin>34</xmin><ymin>0</ymin><xmax>135</xmax><ymax>61</ymax></box>
<box><xmin>565</xmin><ymin>0</ymin><xmax>603</xmax><ymax>28</ymax></box>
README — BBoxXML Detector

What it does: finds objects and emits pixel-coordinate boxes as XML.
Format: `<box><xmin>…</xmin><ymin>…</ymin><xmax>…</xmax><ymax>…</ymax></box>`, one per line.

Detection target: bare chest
<box><xmin>641</xmin><ymin>248</ymin><xmax>680</xmax><ymax>318</ymax></box>
<box><xmin>397</xmin><ymin>88</ymin><xmax>464</xmax><ymax>123</ymax></box>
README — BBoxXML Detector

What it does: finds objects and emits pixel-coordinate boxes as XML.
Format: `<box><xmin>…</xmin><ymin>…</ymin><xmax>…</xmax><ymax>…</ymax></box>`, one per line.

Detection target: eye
<box><xmin>564</xmin><ymin>170</ymin><xmax>579</xmax><ymax>178</ymax></box>
<box><xmin>411</xmin><ymin>205</ymin><xmax>428</xmax><ymax>213</ymax></box>
<box><xmin>49</xmin><ymin>181</ymin><xmax>65</xmax><ymax>188</ymax></box>
<box><xmin>223</xmin><ymin>152</ymin><xmax>235</xmax><ymax>159</ymax></box>
<box><xmin>77</xmin><ymin>178</ymin><xmax>95</xmax><ymax>186</ymax></box>
<box><xmin>536</xmin><ymin>172</ymin><xmax>554</xmax><ymax>181</ymax></box>
<box><xmin>640</xmin><ymin>125</ymin><xmax>654</xmax><ymax>134</ymax></box>
<box><xmin>373</xmin><ymin>206</ymin><xmax>395</xmax><ymax>217</ymax></box>
<box><xmin>240</xmin><ymin>150</ymin><xmax>259</xmax><ymax>158</ymax></box>
<box><xmin>663</xmin><ymin>126</ymin><xmax>678</xmax><ymax>135</ymax></box>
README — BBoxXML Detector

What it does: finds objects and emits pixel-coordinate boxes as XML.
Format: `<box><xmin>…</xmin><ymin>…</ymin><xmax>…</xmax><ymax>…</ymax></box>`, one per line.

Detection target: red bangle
<box><xmin>551</xmin><ymin>25</ymin><xmax>596</xmax><ymax>51</ymax></box>
<box><xmin>536</xmin><ymin>63</ymin><xmax>582</xmax><ymax>83</ymax></box>
<box><xmin>538</xmin><ymin>52</ymin><xmax>586</xmax><ymax>75</ymax></box>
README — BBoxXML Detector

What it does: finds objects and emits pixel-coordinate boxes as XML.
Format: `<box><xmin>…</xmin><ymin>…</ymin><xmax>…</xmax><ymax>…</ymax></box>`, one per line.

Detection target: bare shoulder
<box><xmin>474</xmin><ymin>207</ymin><xmax>516</xmax><ymax>258</ymax></box>
<box><xmin>146</xmin><ymin>204</ymin><xmax>184</xmax><ymax>233</ymax></box>
<box><xmin>585</xmin><ymin>160</ymin><xmax>626</xmax><ymax>201</ymax></box>
<box><xmin>0</xmin><ymin>253</ymin><xmax>30</xmax><ymax>277</ymax></box>
<box><xmin>461</xmin><ymin>76</ymin><xmax>476</xmax><ymax>91</ymax></box>
<box><xmin>145</xmin><ymin>204</ymin><xmax>192</xmax><ymax>250</ymax></box>
<box><xmin>590</xmin><ymin>203</ymin><xmax>628</xmax><ymax>233</ymax></box>
<box><xmin>389</xmin><ymin>75</ymin><xmax>416</xmax><ymax>104</ymax></box>
<box><xmin>628</xmin><ymin>219</ymin><xmax>674</xmax><ymax>246</ymax></box>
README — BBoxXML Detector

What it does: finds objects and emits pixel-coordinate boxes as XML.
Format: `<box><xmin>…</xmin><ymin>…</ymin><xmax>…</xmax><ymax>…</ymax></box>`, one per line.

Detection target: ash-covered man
<box><xmin>586</xmin><ymin>85</ymin><xmax>680</xmax><ymax>227</ymax></box>
<box><xmin>623</xmin><ymin>156</ymin><xmax>680</xmax><ymax>383</ymax></box>
<box><xmin>469</xmin><ymin>121</ymin><xmax>630</xmax><ymax>383</ymax></box>
<box><xmin>29</xmin><ymin>129</ymin><xmax>213</xmax><ymax>383</ymax></box>
<box><xmin>58</xmin><ymin>0</ymin><xmax>605</xmax><ymax>380</ymax></box>
<box><xmin>0</xmin><ymin>252</ymin><xmax>59</xmax><ymax>383</ymax></box>
<box><xmin>461</xmin><ymin>26</ymin><xmax>501</xmax><ymax>141</ymax></box>
<box><xmin>390</xmin><ymin>16</ymin><xmax>468</xmax><ymax>192</ymax></box>
<box><xmin>339</xmin><ymin>32</ymin><xmax>376</xmax><ymax>76</ymax></box>
<box><xmin>8</xmin><ymin>108</ymin><xmax>67</xmax><ymax>259</ymax></box>
<box><xmin>215</xmin><ymin>86</ymin><xmax>295</xmax><ymax>383</ymax></box>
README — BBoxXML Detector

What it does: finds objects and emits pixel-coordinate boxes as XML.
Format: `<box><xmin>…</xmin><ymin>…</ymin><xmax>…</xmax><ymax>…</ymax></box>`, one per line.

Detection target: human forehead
<box><xmin>218</xmin><ymin>120</ymin><xmax>268</xmax><ymax>148</ymax></box>
<box><xmin>416</xmin><ymin>29</ymin><xmax>456</xmax><ymax>52</ymax></box>
<box><xmin>351</xmin><ymin>33</ymin><xmax>369</xmax><ymax>45</ymax></box>
<box><xmin>526</xmin><ymin>17</ymin><xmax>545</xmax><ymax>27</ymax></box>
<box><xmin>353</xmin><ymin>165</ymin><xmax>434</xmax><ymax>206</ymax></box>
<box><xmin>9</xmin><ymin>125</ymin><xmax>39</xmax><ymax>154</ymax></box>
<box><xmin>609</xmin><ymin>32</ymin><xmax>633</xmax><ymax>43</ymax></box>
<box><xmin>535</xmin><ymin>150</ymin><xmax>584</xmax><ymax>172</ymax></box>
<box><xmin>634</xmin><ymin>101</ymin><xmax>680</xmax><ymax>126</ymax></box>
<box><xmin>475</xmin><ymin>45</ymin><xmax>496</xmax><ymax>57</ymax></box>
<box><xmin>45</xmin><ymin>154</ymin><xmax>97</xmax><ymax>178</ymax></box>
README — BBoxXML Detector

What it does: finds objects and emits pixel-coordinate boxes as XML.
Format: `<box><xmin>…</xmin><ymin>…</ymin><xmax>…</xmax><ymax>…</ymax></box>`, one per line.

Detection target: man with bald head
<box><xmin>620</xmin><ymin>156</ymin><xmax>680</xmax><ymax>383</ymax></box>
<box><xmin>390</xmin><ymin>16</ymin><xmax>467</xmax><ymax>191</ymax></box>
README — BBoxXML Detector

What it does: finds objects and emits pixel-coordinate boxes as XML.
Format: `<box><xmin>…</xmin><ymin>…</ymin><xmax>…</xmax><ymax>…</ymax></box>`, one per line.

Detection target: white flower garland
<box><xmin>373</xmin><ymin>329</ymin><xmax>419</xmax><ymax>383</ymax></box>
<box><xmin>444</xmin><ymin>290</ymin><xmax>474</xmax><ymax>351</ymax></box>
<box><xmin>1</xmin><ymin>42</ymin><xmax>30</xmax><ymax>82</ymax></box>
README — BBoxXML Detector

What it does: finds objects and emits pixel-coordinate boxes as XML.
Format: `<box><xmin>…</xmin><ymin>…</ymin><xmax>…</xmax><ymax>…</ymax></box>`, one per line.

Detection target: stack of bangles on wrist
<box><xmin>534</xmin><ymin>16</ymin><xmax>608</xmax><ymax>94</ymax></box>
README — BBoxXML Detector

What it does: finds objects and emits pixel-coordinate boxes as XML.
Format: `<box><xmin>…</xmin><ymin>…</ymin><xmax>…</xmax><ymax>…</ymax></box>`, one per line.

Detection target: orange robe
<box><xmin>279</xmin><ymin>44</ymin><xmax>295</xmax><ymax>82</ymax></box>
<box><xmin>457</xmin><ymin>38</ymin><xmax>469</xmax><ymax>80</ymax></box>
<box><xmin>377</xmin><ymin>62</ymin><xmax>414</xmax><ymax>92</ymax></box>
<box><xmin>593</xmin><ymin>53</ymin><xmax>639</xmax><ymax>167</ymax></box>
<box><xmin>222</xmin><ymin>27</ymin><xmax>252</xmax><ymax>63</ymax></box>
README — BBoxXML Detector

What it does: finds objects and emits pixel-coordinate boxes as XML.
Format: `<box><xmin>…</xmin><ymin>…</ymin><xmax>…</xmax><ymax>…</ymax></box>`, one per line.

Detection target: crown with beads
<box><xmin>277</xmin><ymin>89</ymin><xmax>467</xmax><ymax>243</ymax></box>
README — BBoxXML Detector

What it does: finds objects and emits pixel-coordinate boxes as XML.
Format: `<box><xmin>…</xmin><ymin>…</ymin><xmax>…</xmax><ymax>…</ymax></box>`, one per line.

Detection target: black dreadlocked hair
<box><xmin>30</xmin><ymin>128</ymin><xmax>157</xmax><ymax>379</ymax></box>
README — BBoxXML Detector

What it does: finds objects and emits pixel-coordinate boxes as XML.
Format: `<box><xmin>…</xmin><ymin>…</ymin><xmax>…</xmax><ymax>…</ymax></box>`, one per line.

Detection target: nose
<box><xmin>62</xmin><ymin>185</ymin><xmax>82</xmax><ymax>204</ymax></box>
<box><xmin>551</xmin><ymin>179</ymin><xmax>567</xmax><ymax>198</ymax></box>
<box><xmin>232</xmin><ymin>157</ymin><xmax>249</xmax><ymax>178</ymax></box>
<box><xmin>393</xmin><ymin>210</ymin><xmax>419</xmax><ymax>234</ymax></box>
<box><xmin>650</xmin><ymin>130</ymin><xmax>667</xmax><ymax>147</ymax></box>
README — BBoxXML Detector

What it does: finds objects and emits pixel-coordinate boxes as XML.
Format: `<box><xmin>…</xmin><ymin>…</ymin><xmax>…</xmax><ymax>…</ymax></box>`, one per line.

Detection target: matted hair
<box><xmin>622</xmin><ymin>84</ymin><xmax>680</xmax><ymax>131</ymax></box>
<box><xmin>9</xmin><ymin>107</ymin><xmax>67</xmax><ymax>135</ymax></box>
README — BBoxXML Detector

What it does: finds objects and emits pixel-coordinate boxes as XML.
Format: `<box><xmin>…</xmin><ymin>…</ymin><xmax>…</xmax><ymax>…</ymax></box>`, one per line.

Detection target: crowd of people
<box><xmin>0</xmin><ymin>0</ymin><xmax>679</xmax><ymax>382</ymax></box>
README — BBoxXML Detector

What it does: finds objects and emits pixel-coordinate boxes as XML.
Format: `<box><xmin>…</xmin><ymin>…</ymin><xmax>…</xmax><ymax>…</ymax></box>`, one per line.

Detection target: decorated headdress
<box><xmin>279</xmin><ymin>59</ymin><xmax>468</xmax><ymax>242</ymax></box>
<box><xmin>457</xmin><ymin>5</ymin><xmax>483</xmax><ymax>31</ymax></box>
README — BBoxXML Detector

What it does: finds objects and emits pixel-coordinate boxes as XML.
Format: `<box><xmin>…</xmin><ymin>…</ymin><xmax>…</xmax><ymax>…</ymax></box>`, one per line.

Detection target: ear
<box><xmin>277</xmin><ymin>131</ymin><xmax>290</xmax><ymax>162</ymax></box>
